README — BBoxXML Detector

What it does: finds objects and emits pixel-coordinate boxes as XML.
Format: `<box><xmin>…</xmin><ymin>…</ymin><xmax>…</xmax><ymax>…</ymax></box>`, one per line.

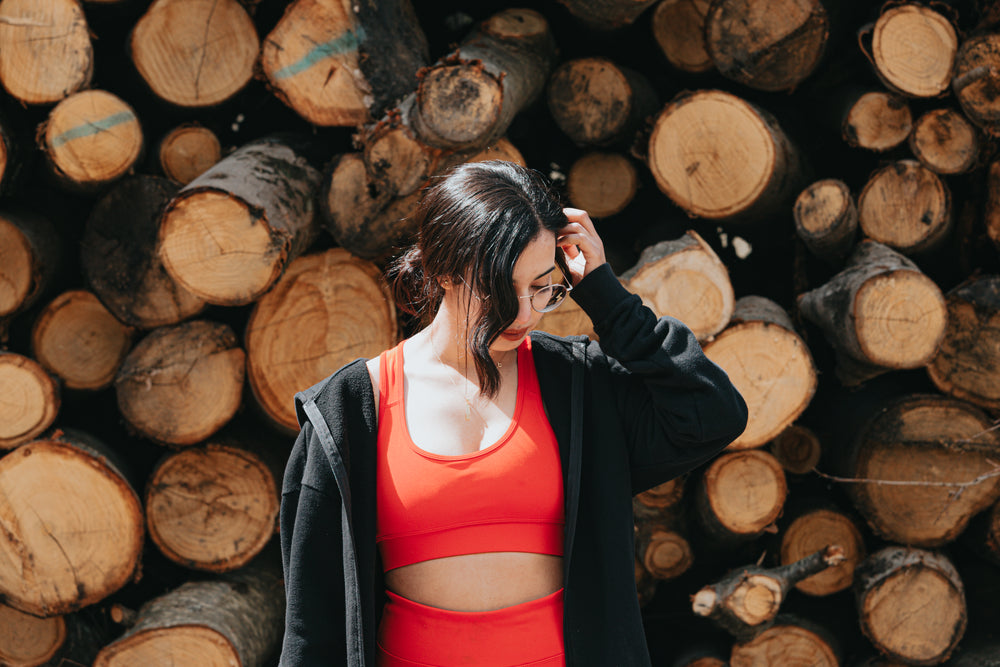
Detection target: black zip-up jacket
<box><xmin>279</xmin><ymin>263</ymin><xmax>748</xmax><ymax>666</ymax></box>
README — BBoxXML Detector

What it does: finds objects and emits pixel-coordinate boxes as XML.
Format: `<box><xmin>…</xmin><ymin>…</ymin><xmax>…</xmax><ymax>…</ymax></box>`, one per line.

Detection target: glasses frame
<box><xmin>517</xmin><ymin>280</ymin><xmax>573</xmax><ymax>313</ymax></box>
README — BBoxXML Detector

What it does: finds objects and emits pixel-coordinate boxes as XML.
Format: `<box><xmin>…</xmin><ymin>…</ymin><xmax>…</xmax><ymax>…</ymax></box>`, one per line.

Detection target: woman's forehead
<box><xmin>513</xmin><ymin>231</ymin><xmax>556</xmax><ymax>282</ymax></box>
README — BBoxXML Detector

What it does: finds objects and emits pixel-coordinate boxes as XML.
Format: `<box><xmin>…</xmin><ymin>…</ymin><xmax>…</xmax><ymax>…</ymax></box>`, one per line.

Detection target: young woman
<box><xmin>279</xmin><ymin>161</ymin><xmax>748</xmax><ymax>666</ymax></box>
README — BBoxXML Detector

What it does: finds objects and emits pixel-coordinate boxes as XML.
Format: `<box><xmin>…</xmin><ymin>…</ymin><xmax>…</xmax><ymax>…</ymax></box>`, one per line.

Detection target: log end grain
<box><xmin>0</xmin><ymin>602</ymin><xmax>66</xmax><ymax>666</ymax></box>
<box><xmin>857</xmin><ymin>160</ymin><xmax>952</xmax><ymax>255</ymax></box>
<box><xmin>872</xmin><ymin>4</ymin><xmax>957</xmax><ymax>98</ymax></box>
<box><xmin>792</xmin><ymin>179</ymin><xmax>857</xmax><ymax>261</ymax></box>
<box><xmin>414</xmin><ymin>63</ymin><xmax>503</xmax><ymax>149</ymax></box>
<box><xmin>364</xmin><ymin>124</ymin><xmax>431</xmax><ymax>198</ymax></box>
<box><xmin>642</xmin><ymin>529</ymin><xmax>693</xmax><ymax>579</ymax></box>
<box><xmin>730</xmin><ymin>622</ymin><xmax>839</xmax><ymax>667</ymax></box>
<box><xmin>769</xmin><ymin>424</ymin><xmax>822</xmax><ymax>475</ymax></box>
<box><xmin>909</xmin><ymin>108</ymin><xmax>980</xmax><ymax>175</ymax></box>
<box><xmin>854</xmin><ymin>270</ymin><xmax>947</xmax><ymax>369</ymax></box>
<box><xmin>566</xmin><ymin>152</ymin><xmax>638</xmax><ymax>218</ymax></box>
<box><xmin>547</xmin><ymin>58</ymin><xmax>633</xmax><ymax>146</ymax></box>
<box><xmin>0</xmin><ymin>353</ymin><xmax>59</xmax><ymax>450</ymax></box>
<box><xmin>703</xmin><ymin>449</ymin><xmax>788</xmax><ymax>538</ymax></box>
<box><xmin>94</xmin><ymin>626</ymin><xmax>239</xmax><ymax>667</ymax></box>
<box><xmin>158</xmin><ymin>125</ymin><xmax>221</xmax><ymax>185</ymax></box>
<box><xmin>466</xmin><ymin>137</ymin><xmax>526</xmax><ymax>166</ymax></box>
<box><xmin>536</xmin><ymin>294</ymin><xmax>596</xmax><ymax>339</ymax></box>
<box><xmin>843</xmin><ymin>91</ymin><xmax>913</xmax><ymax>152</ymax></box>
<box><xmin>0</xmin><ymin>217</ymin><xmax>34</xmax><ymax>317</ymax></box>
<box><xmin>780</xmin><ymin>509</ymin><xmax>866</xmax><ymax>596</ymax></box>
<box><xmin>651</xmin><ymin>0</ymin><xmax>713</xmax><ymax>74</ymax></box>
<box><xmin>953</xmin><ymin>34</ymin><xmax>1000</xmax><ymax>135</ymax></box>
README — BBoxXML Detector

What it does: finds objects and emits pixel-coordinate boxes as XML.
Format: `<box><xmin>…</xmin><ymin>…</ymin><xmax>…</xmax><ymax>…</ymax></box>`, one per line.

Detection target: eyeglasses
<box><xmin>518</xmin><ymin>281</ymin><xmax>572</xmax><ymax>313</ymax></box>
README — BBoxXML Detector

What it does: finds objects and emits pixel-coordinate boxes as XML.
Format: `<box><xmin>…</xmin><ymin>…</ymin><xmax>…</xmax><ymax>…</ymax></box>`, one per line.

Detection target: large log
<box><xmin>651</xmin><ymin>0</ymin><xmax>713</xmax><ymax>74</ymax></box>
<box><xmin>729</xmin><ymin>616</ymin><xmax>840</xmax><ymax>667</ymax></box>
<box><xmin>0</xmin><ymin>353</ymin><xmax>59</xmax><ymax>451</ymax></box>
<box><xmin>778</xmin><ymin>503</ymin><xmax>866</xmax><ymax>596</ymax></box>
<box><xmin>792</xmin><ymin>178</ymin><xmax>857</xmax><ymax>264</ymax></box>
<box><xmin>696</xmin><ymin>449</ymin><xmax>788</xmax><ymax>544</ymax></box>
<box><xmin>867</xmin><ymin>3</ymin><xmax>958</xmax><ymax>98</ymax></box>
<box><xmin>0</xmin><ymin>210</ymin><xmax>60</xmax><ymax>322</ymax></box>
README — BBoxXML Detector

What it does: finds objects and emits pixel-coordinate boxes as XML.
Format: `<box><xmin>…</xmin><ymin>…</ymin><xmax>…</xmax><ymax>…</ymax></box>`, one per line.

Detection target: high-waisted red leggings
<box><xmin>376</xmin><ymin>588</ymin><xmax>565</xmax><ymax>666</ymax></box>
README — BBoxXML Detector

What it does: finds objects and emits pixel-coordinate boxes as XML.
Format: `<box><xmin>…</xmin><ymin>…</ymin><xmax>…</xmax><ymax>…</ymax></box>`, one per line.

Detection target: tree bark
<box><xmin>868</xmin><ymin>3</ymin><xmax>958</xmax><ymax>98</ymax></box>
<box><xmin>0</xmin><ymin>352</ymin><xmax>59</xmax><ymax>450</ymax></box>
<box><xmin>909</xmin><ymin>108</ymin><xmax>981</xmax><ymax>175</ymax></box>
<box><xmin>696</xmin><ymin>449</ymin><xmax>788</xmax><ymax>543</ymax></box>
<box><xmin>793</xmin><ymin>179</ymin><xmax>857</xmax><ymax>264</ymax></box>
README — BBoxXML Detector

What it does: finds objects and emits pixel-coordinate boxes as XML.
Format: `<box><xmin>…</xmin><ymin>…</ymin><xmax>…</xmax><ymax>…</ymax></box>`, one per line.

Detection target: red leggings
<box><xmin>376</xmin><ymin>588</ymin><xmax>565</xmax><ymax>666</ymax></box>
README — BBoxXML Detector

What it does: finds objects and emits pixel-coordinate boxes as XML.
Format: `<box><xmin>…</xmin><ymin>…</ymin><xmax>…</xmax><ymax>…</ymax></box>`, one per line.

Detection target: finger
<box><xmin>562</xmin><ymin>208</ymin><xmax>598</xmax><ymax>235</ymax></box>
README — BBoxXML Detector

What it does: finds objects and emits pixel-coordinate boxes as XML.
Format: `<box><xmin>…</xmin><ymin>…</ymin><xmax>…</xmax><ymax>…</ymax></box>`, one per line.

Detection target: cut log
<box><xmin>909</xmin><ymin>108</ymin><xmax>981</xmax><ymax>175</ymax></box>
<box><xmin>963</xmin><ymin>500</ymin><xmax>1000</xmax><ymax>566</ymax></box>
<box><xmin>952</xmin><ymin>33</ymin><xmax>1000</xmax><ymax>136</ymax></box>
<box><xmin>842</xmin><ymin>90</ymin><xmax>913</xmax><ymax>152</ymax></box>
<box><xmin>834</xmin><ymin>394</ymin><xmax>1000</xmax><ymax>548</ymax></box>
<box><xmin>648</xmin><ymin>90</ymin><xmax>803</xmax><ymax>222</ymax></box>
<box><xmin>792</xmin><ymin>179</ymin><xmax>857</xmax><ymax>264</ymax></box>
<box><xmin>40</xmin><ymin>90</ymin><xmax>142</xmax><ymax>192</ymax></box>
<box><xmin>672</xmin><ymin>648</ymin><xmax>728</xmax><ymax>667</ymax></box>
<box><xmin>320</xmin><ymin>152</ymin><xmax>397</xmax><ymax>260</ymax></box>
<box><xmin>705</xmin><ymin>0</ymin><xmax>829</xmax><ymax>92</ymax></box>
<box><xmin>157</xmin><ymin>124</ymin><xmax>221</xmax><ymax>185</ymax></box>
<box><xmin>410</xmin><ymin>9</ymin><xmax>556</xmax><ymax>151</ymax></box>
<box><xmin>857</xmin><ymin>160</ymin><xmax>952</xmax><ymax>255</ymax></box>
<box><xmin>927</xmin><ymin>275</ymin><xmax>1000</xmax><ymax>411</ymax></box>
<box><xmin>986</xmin><ymin>161</ymin><xmax>1000</xmax><ymax>251</ymax></box>
<box><xmin>636</xmin><ymin>524</ymin><xmax>693</xmax><ymax>580</ymax></box>
<box><xmin>556</xmin><ymin>0</ymin><xmax>659</xmax><ymax>29</ymax></box>
<box><xmin>246</xmin><ymin>248</ymin><xmax>397</xmax><ymax>432</ymax></box>
<box><xmin>768</xmin><ymin>424</ymin><xmax>822</xmax><ymax>476</ymax></box>
<box><xmin>362</xmin><ymin>119</ymin><xmax>437</xmax><ymax>199</ymax></box>
<box><xmin>262</xmin><ymin>0</ymin><xmax>428</xmax><ymax>126</ymax></box>
<box><xmin>466</xmin><ymin>137</ymin><xmax>526</xmax><ymax>165</ymax></box>
<box><xmin>696</xmin><ymin>449</ymin><xmax>788</xmax><ymax>543</ymax></box>
<box><xmin>93</xmin><ymin>561</ymin><xmax>284</xmax><ymax>667</ymax></box>
<box><xmin>729</xmin><ymin>616</ymin><xmax>840</xmax><ymax>667</ymax></box>
<box><xmin>797</xmin><ymin>241</ymin><xmax>947</xmax><ymax>385</ymax></box>
<box><xmin>547</xmin><ymin>57</ymin><xmax>658</xmax><ymax>147</ymax></box>
<box><xmin>0</xmin><ymin>430</ymin><xmax>143</xmax><ymax>617</ymax></box>
<box><xmin>114</xmin><ymin>320</ymin><xmax>245</xmax><ymax>446</ymax></box>
<box><xmin>158</xmin><ymin>136</ymin><xmax>321</xmax><ymax>306</ymax></box>
<box><xmin>130</xmin><ymin>0</ymin><xmax>258</xmax><ymax>108</ymax></box>
<box><xmin>855</xmin><ymin>547</ymin><xmax>966</xmax><ymax>665</ymax></box>
<box><xmin>779</xmin><ymin>505</ymin><xmax>866</xmax><ymax>596</ymax></box>
<box><xmin>0</xmin><ymin>602</ymin><xmax>65</xmax><ymax>667</ymax></box>
<box><xmin>82</xmin><ymin>175</ymin><xmax>205</xmax><ymax>329</ymax></box>
<box><xmin>869</xmin><ymin>3</ymin><xmax>958</xmax><ymax>98</ymax></box>
<box><xmin>651</xmin><ymin>0</ymin><xmax>713</xmax><ymax>74</ymax></box>
<box><xmin>0</xmin><ymin>210</ymin><xmax>60</xmax><ymax>321</ymax></box>
<box><xmin>537</xmin><ymin>293</ymin><xmax>596</xmax><ymax>339</ymax></box>
<box><xmin>703</xmin><ymin>296</ymin><xmax>817</xmax><ymax>449</ymax></box>
<box><xmin>620</xmin><ymin>231</ymin><xmax>734</xmax><ymax>341</ymax></box>
<box><xmin>0</xmin><ymin>0</ymin><xmax>92</xmax><ymax>105</ymax></box>
<box><xmin>566</xmin><ymin>152</ymin><xmax>638</xmax><ymax>218</ymax></box>
<box><xmin>30</xmin><ymin>290</ymin><xmax>133</xmax><ymax>391</ymax></box>
<box><xmin>633</xmin><ymin>477</ymin><xmax>685</xmax><ymax>519</ymax></box>
<box><xmin>0</xmin><ymin>353</ymin><xmax>59</xmax><ymax>451</ymax></box>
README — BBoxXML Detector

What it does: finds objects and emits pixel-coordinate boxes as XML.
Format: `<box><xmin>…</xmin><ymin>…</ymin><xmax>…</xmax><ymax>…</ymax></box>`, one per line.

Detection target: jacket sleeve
<box><xmin>571</xmin><ymin>263</ymin><xmax>749</xmax><ymax>493</ymax></box>
<box><xmin>279</xmin><ymin>420</ymin><xmax>349</xmax><ymax>666</ymax></box>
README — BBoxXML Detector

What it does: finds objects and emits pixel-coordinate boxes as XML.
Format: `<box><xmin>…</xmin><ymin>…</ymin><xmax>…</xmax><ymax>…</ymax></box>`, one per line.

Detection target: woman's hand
<box><xmin>559</xmin><ymin>208</ymin><xmax>607</xmax><ymax>286</ymax></box>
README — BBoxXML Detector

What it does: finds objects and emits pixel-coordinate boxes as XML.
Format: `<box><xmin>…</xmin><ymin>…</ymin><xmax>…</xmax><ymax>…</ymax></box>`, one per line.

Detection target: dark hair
<box><xmin>388</xmin><ymin>160</ymin><xmax>568</xmax><ymax>398</ymax></box>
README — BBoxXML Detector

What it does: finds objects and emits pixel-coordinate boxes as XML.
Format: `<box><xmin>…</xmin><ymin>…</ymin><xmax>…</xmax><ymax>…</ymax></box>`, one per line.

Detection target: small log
<box><xmin>636</xmin><ymin>524</ymin><xmax>693</xmax><ymax>580</ymax></box>
<box><xmin>362</xmin><ymin>119</ymin><xmax>437</xmax><ymax>199</ymax></box>
<box><xmin>620</xmin><ymin>231</ymin><xmax>734</xmax><ymax>342</ymax></box>
<box><xmin>0</xmin><ymin>0</ymin><xmax>92</xmax><ymax>105</ymax></box>
<box><xmin>0</xmin><ymin>602</ymin><xmax>65</xmax><ymax>666</ymax></box>
<box><xmin>779</xmin><ymin>504</ymin><xmax>866</xmax><ymax>596</ymax></box>
<box><xmin>245</xmin><ymin>249</ymin><xmax>397</xmax><ymax>432</ymax></box>
<box><xmin>696</xmin><ymin>449</ymin><xmax>788</xmax><ymax>543</ymax></box>
<box><xmin>320</xmin><ymin>152</ymin><xmax>397</xmax><ymax>260</ymax></box>
<box><xmin>987</xmin><ymin>160</ymin><xmax>1000</xmax><ymax>251</ymax></box>
<box><xmin>566</xmin><ymin>152</ymin><xmax>638</xmax><ymax>218</ymax></box>
<box><xmin>792</xmin><ymin>179</ymin><xmax>857</xmax><ymax>264</ymax></box>
<box><xmin>927</xmin><ymin>275</ymin><xmax>1000</xmax><ymax>411</ymax></box>
<box><xmin>633</xmin><ymin>477</ymin><xmax>685</xmax><ymax>520</ymax></box>
<box><xmin>130</xmin><ymin>0</ymin><xmax>258</xmax><ymax>108</ymax></box>
<box><xmin>855</xmin><ymin>547</ymin><xmax>966</xmax><ymax>665</ymax></box>
<box><xmin>963</xmin><ymin>500</ymin><xmax>1000</xmax><ymax>567</ymax></box>
<box><xmin>115</xmin><ymin>320</ymin><xmax>245</xmax><ymax>446</ymax></box>
<box><xmin>869</xmin><ymin>3</ymin><xmax>958</xmax><ymax>98</ymax></box>
<box><xmin>466</xmin><ymin>137</ymin><xmax>526</xmax><ymax>165</ymax></box>
<box><xmin>556</xmin><ymin>0</ymin><xmax>659</xmax><ymax>29</ymax></box>
<box><xmin>39</xmin><ymin>90</ymin><xmax>143</xmax><ymax>193</ymax></box>
<box><xmin>909</xmin><ymin>108</ymin><xmax>981</xmax><ymax>175</ymax></box>
<box><xmin>30</xmin><ymin>290</ymin><xmax>134</xmax><ymax>391</ymax></box>
<box><xmin>0</xmin><ymin>430</ymin><xmax>143</xmax><ymax>617</ymax></box>
<box><xmin>797</xmin><ymin>241</ymin><xmax>947</xmax><ymax>385</ymax></box>
<box><xmin>672</xmin><ymin>647</ymin><xmax>728</xmax><ymax>667</ymax></box>
<box><xmin>651</xmin><ymin>0</ymin><xmax>713</xmax><ymax>74</ymax></box>
<box><xmin>261</xmin><ymin>0</ymin><xmax>428</xmax><ymax>126</ymax></box>
<box><xmin>768</xmin><ymin>424</ymin><xmax>822</xmax><ymax>476</ymax></box>
<box><xmin>158</xmin><ymin>136</ymin><xmax>321</xmax><ymax>306</ymax></box>
<box><xmin>157</xmin><ymin>124</ymin><xmax>221</xmax><ymax>185</ymax></box>
<box><xmin>857</xmin><ymin>160</ymin><xmax>953</xmax><ymax>255</ymax></box>
<box><xmin>537</xmin><ymin>293</ymin><xmax>596</xmax><ymax>339</ymax></box>
<box><xmin>703</xmin><ymin>296</ymin><xmax>817</xmax><ymax>449</ymax></box>
<box><xmin>842</xmin><ymin>90</ymin><xmax>913</xmax><ymax>152</ymax></box>
<box><xmin>0</xmin><ymin>210</ymin><xmax>60</xmax><ymax>321</ymax></box>
<box><xmin>547</xmin><ymin>57</ymin><xmax>658</xmax><ymax>147</ymax></box>
<box><xmin>729</xmin><ymin>616</ymin><xmax>840</xmax><ymax>667</ymax></box>
<box><xmin>692</xmin><ymin>545</ymin><xmax>845</xmax><ymax>639</ymax></box>
<box><xmin>82</xmin><ymin>175</ymin><xmax>205</xmax><ymax>329</ymax></box>
<box><xmin>952</xmin><ymin>34</ymin><xmax>1000</xmax><ymax>136</ymax></box>
<box><xmin>0</xmin><ymin>353</ymin><xmax>59</xmax><ymax>451</ymax></box>
<box><xmin>705</xmin><ymin>0</ymin><xmax>829</xmax><ymax>92</ymax></box>
<box><xmin>648</xmin><ymin>90</ymin><xmax>803</xmax><ymax>222</ymax></box>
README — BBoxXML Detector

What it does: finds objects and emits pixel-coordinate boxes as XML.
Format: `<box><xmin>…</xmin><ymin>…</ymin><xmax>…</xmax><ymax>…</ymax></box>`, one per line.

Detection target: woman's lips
<box><xmin>501</xmin><ymin>328</ymin><xmax>528</xmax><ymax>340</ymax></box>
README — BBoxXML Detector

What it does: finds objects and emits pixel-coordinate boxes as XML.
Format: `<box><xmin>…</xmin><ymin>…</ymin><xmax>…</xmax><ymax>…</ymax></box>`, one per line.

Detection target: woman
<box><xmin>279</xmin><ymin>161</ymin><xmax>748</xmax><ymax>666</ymax></box>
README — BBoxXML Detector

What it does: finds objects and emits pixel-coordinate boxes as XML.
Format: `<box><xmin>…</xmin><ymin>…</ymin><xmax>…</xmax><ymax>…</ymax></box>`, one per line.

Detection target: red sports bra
<box><xmin>375</xmin><ymin>337</ymin><xmax>565</xmax><ymax>572</ymax></box>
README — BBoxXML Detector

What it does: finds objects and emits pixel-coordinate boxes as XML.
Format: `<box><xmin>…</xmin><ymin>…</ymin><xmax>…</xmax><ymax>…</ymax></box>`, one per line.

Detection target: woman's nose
<box><xmin>513</xmin><ymin>296</ymin><xmax>534</xmax><ymax>324</ymax></box>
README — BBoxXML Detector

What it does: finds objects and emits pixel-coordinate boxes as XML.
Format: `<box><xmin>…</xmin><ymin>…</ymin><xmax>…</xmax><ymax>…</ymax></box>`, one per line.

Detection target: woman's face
<box><xmin>489</xmin><ymin>230</ymin><xmax>557</xmax><ymax>353</ymax></box>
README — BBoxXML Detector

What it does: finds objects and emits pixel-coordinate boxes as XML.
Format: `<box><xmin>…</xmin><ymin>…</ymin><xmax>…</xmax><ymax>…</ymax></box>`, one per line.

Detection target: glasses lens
<box><xmin>533</xmin><ymin>285</ymin><xmax>567</xmax><ymax>313</ymax></box>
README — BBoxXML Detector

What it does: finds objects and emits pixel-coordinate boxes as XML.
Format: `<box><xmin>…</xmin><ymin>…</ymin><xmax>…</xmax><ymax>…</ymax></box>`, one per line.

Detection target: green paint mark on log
<box><xmin>50</xmin><ymin>111</ymin><xmax>136</xmax><ymax>148</ymax></box>
<box><xmin>272</xmin><ymin>27</ymin><xmax>366</xmax><ymax>80</ymax></box>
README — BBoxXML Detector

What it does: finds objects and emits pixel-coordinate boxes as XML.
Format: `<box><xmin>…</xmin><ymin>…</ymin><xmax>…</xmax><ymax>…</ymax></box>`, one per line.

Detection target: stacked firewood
<box><xmin>0</xmin><ymin>0</ymin><xmax>998</xmax><ymax>665</ymax></box>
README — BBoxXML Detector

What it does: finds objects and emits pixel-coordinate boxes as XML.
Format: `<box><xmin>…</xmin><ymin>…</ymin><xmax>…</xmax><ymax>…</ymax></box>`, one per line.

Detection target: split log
<box><xmin>114</xmin><ymin>320</ymin><xmax>245</xmax><ymax>446</ymax></box>
<box><xmin>261</xmin><ymin>0</ymin><xmax>428</xmax><ymax>126</ymax></box>
<box><xmin>648</xmin><ymin>90</ymin><xmax>803</xmax><ymax>222</ymax></box>
<box><xmin>0</xmin><ymin>353</ymin><xmax>59</xmax><ymax>451</ymax></box>
<box><xmin>566</xmin><ymin>152</ymin><xmax>638</xmax><ymax>218</ymax></box>
<box><xmin>556</xmin><ymin>0</ymin><xmax>659</xmax><ymax>29</ymax></box>
<box><xmin>39</xmin><ymin>90</ymin><xmax>143</xmax><ymax>193</ymax></box>
<box><xmin>246</xmin><ymin>248</ymin><xmax>397</xmax><ymax>432</ymax></box>
<box><xmin>797</xmin><ymin>241</ymin><xmax>947</xmax><ymax>385</ymax></box>
<box><xmin>696</xmin><ymin>449</ymin><xmax>787</xmax><ymax>543</ymax></box>
<box><xmin>986</xmin><ymin>160</ymin><xmax>1000</xmax><ymax>250</ymax></box>
<box><xmin>705</xmin><ymin>0</ymin><xmax>829</xmax><ymax>92</ymax></box>
<box><xmin>30</xmin><ymin>290</ymin><xmax>134</xmax><ymax>391</ymax></box>
<box><xmin>93</xmin><ymin>561</ymin><xmax>284</xmax><ymax>667</ymax></box>
<box><xmin>692</xmin><ymin>545</ymin><xmax>845</xmax><ymax>640</ymax></box>
<box><xmin>0</xmin><ymin>430</ymin><xmax>143</xmax><ymax>617</ymax></box>
<box><xmin>952</xmin><ymin>33</ymin><xmax>1000</xmax><ymax>136</ymax></box>
<box><xmin>857</xmin><ymin>160</ymin><xmax>952</xmax><ymax>256</ymax></box>
<box><xmin>909</xmin><ymin>108</ymin><xmax>981</xmax><ymax>175</ymax></box>
<box><xmin>729</xmin><ymin>616</ymin><xmax>840</xmax><ymax>667</ymax></box>
<box><xmin>82</xmin><ymin>175</ymin><xmax>205</xmax><ymax>329</ymax></box>
<box><xmin>547</xmin><ymin>57</ymin><xmax>658</xmax><ymax>147</ymax></box>
<box><xmin>0</xmin><ymin>602</ymin><xmax>65</xmax><ymax>666</ymax></box>
<box><xmin>768</xmin><ymin>424</ymin><xmax>822</xmax><ymax>476</ymax></box>
<box><xmin>620</xmin><ymin>231</ymin><xmax>734</xmax><ymax>341</ymax></box>
<box><xmin>703</xmin><ymin>296</ymin><xmax>817</xmax><ymax>449</ymax></box>
<box><xmin>651</xmin><ymin>0</ymin><xmax>713</xmax><ymax>74</ymax></box>
<box><xmin>868</xmin><ymin>3</ymin><xmax>958</xmax><ymax>98</ymax></box>
<box><xmin>0</xmin><ymin>0</ymin><xmax>92</xmax><ymax>105</ymax></box>
<box><xmin>963</xmin><ymin>500</ymin><xmax>1000</xmax><ymax>567</ymax></box>
<box><xmin>157</xmin><ymin>124</ymin><xmax>221</xmax><ymax>185</ymax></box>
<box><xmin>792</xmin><ymin>179</ymin><xmax>857</xmax><ymax>264</ymax></box>
<box><xmin>927</xmin><ymin>275</ymin><xmax>1000</xmax><ymax>411</ymax></box>
<box><xmin>842</xmin><ymin>90</ymin><xmax>913</xmax><ymax>152</ymax></box>
<box><xmin>130</xmin><ymin>0</ymin><xmax>258</xmax><ymax>108</ymax></box>
<box><xmin>0</xmin><ymin>210</ymin><xmax>60</xmax><ymax>321</ymax></box>
<box><xmin>779</xmin><ymin>504</ymin><xmax>866</xmax><ymax>596</ymax></box>
<box><xmin>855</xmin><ymin>547</ymin><xmax>966</xmax><ymax>665</ymax></box>
<box><xmin>832</xmin><ymin>394</ymin><xmax>1000</xmax><ymax>548</ymax></box>
<box><xmin>158</xmin><ymin>136</ymin><xmax>321</xmax><ymax>306</ymax></box>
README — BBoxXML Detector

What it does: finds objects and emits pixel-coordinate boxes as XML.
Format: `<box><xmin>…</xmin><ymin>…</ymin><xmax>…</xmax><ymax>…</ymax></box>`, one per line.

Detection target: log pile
<box><xmin>0</xmin><ymin>1</ymin><xmax>999</xmax><ymax>665</ymax></box>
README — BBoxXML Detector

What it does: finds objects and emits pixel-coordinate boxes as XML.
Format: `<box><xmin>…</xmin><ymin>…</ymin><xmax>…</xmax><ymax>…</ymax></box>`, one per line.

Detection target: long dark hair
<box><xmin>388</xmin><ymin>160</ymin><xmax>568</xmax><ymax>398</ymax></box>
